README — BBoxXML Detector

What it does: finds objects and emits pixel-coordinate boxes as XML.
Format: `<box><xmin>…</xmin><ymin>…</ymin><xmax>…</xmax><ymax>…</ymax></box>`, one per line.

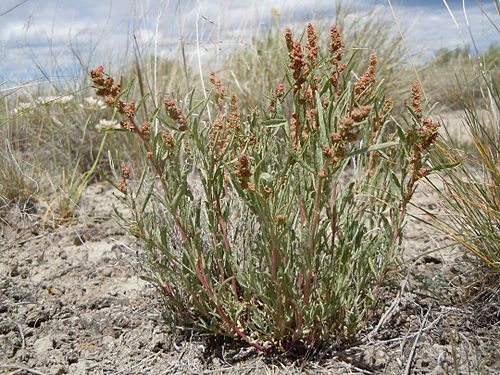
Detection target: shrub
<box><xmin>91</xmin><ymin>24</ymin><xmax>440</xmax><ymax>352</ymax></box>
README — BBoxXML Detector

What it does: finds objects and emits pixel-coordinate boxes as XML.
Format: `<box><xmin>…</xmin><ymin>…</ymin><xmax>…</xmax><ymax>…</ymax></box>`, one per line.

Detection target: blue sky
<box><xmin>0</xmin><ymin>0</ymin><xmax>498</xmax><ymax>85</ymax></box>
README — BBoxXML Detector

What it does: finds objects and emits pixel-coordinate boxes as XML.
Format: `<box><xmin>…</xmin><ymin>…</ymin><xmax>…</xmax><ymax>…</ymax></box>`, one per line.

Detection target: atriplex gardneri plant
<box><xmin>90</xmin><ymin>24</ymin><xmax>440</xmax><ymax>352</ymax></box>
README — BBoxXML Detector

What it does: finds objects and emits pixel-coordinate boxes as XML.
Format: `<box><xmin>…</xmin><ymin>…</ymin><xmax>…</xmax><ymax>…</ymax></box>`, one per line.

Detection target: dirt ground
<box><xmin>1</xmin><ymin>175</ymin><xmax>499</xmax><ymax>374</ymax></box>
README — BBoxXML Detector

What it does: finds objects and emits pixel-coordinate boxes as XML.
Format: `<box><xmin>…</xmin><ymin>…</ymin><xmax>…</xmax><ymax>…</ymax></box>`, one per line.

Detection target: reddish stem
<box><xmin>215</xmin><ymin>195</ymin><xmax>239</xmax><ymax>301</ymax></box>
<box><xmin>195</xmin><ymin>256</ymin><xmax>265</xmax><ymax>352</ymax></box>
<box><xmin>330</xmin><ymin>184</ymin><xmax>338</xmax><ymax>251</ymax></box>
<box><xmin>132</xmin><ymin>125</ymin><xmax>189</xmax><ymax>241</ymax></box>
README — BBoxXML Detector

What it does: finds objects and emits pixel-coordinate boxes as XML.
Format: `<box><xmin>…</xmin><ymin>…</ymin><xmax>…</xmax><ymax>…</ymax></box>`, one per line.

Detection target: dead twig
<box><xmin>0</xmin><ymin>364</ymin><xmax>49</xmax><ymax>375</ymax></box>
<box><xmin>404</xmin><ymin>306</ymin><xmax>431</xmax><ymax>375</ymax></box>
<box><xmin>15</xmin><ymin>323</ymin><xmax>25</xmax><ymax>349</ymax></box>
<box><xmin>365</xmin><ymin>273</ymin><xmax>409</xmax><ymax>342</ymax></box>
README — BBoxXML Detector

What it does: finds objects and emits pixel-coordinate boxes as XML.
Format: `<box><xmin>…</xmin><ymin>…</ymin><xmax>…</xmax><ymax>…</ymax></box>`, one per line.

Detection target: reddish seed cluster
<box><xmin>248</xmin><ymin>135</ymin><xmax>257</xmax><ymax>146</ymax></box>
<box><xmin>322</xmin><ymin>97</ymin><xmax>330</xmax><ymax>110</ymax></box>
<box><xmin>407</xmin><ymin>83</ymin><xmax>439</xmax><ymax>153</ymax></box>
<box><xmin>416</xmin><ymin>119</ymin><xmax>440</xmax><ymax>151</ymax></box>
<box><xmin>263</xmin><ymin>185</ymin><xmax>273</xmax><ymax>195</ymax></box>
<box><xmin>228</xmin><ymin>93</ymin><xmax>240</xmax><ymax>131</ymax></box>
<box><xmin>123</xmin><ymin>101</ymin><xmax>135</xmax><ymax>117</ymax></box>
<box><xmin>331</xmin><ymin>63</ymin><xmax>347</xmax><ymax>93</ymax></box>
<box><xmin>207</xmin><ymin>75</ymin><xmax>225</xmax><ymax>143</ymax></box>
<box><xmin>90</xmin><ymin>66</ymin><xmax>150</xmax><ymax>135</ymax></box>
<box><xmin>120</xmin><ymin>119</ymin><xmax>134</xmax><ymax>131</ymax></box>
<box><xmin>210</xmin><ymin>72</ymin><xmax>226</xmax><ymax>109</ymax></box>
<box><xmin>351</xmin><ymin>105</ymin><xmax>373</xmax><ymax>122</ymax></box>
<box><xmin>337</xmin><ymin>116</ymin><xmax>358</xmax><ymax>143</ymax></box>
<box><xmin>329</xmin><ymin>26</ymin><xmax>344</xmax><ymax>65</ymax></box>
<box><xmin>164</xmin><ymin>99</ymin><xmax>187</xmax><ymax>128</ymax></box>
<box><xmin>405</xmin><ymin>82</ymin><xmax>440</xmax><ymax>184</ymax></box>
<box><xmin>233</xmin><ymin>154</ymin><xmax>253</xmax><ymax>190</ymax></box>
<box><xmin>210</xmin><ymin>72</ymin><xmax>221</xmax><ymax>86</ymax></box>
<box><xmin>416</xmin><ymin>167</ymin><xmax>429</xmax><ymax>180</ymax></box>
<box><xmin>305</xmin><ymin>23</ymin><xmax>319</xmax><ymax>68</ymax></box>
<box><xmin>105</xmin><ymin>96</ymin><xmax>115</xmax><ymax>106</ymax></box>
<box><xmin>269</xmin><ymin>84</ymin><xmax>285</xmax><ymax>114</ymax></box>
<box><xmin>404</xmin><ymin>114</ymin><xmax>440</xmax><ymax>196</ymax></box>
<box><xmin>306</xmin><ymin>107</ymin><xmax>318</xmax><ymax>132</ymax></box>
<box><xmin>411</xmin><ymin>81</ymin><xmax>423</xmax><ymax>116</ymax></box>
<box><xmin>290</xmin><ymin>43</ymin><xmax>307</xmax><ymax>90</ymax></box>
<box><xmin>90</xmin><ymin>67</ymin><xmax>122</xmax><ymax>113</ymax></box>
<box><xmin>354</xmin><ymin>54</ymin><xmax>377</xmax><ymax>100</ymax></box>
<box><xmin>208</xmin><ymin>115</ymin><xmax>228</xmax><ymax>158</ymax></box>
<box><xmin>162</xmin><ymin>130</ymin><xmax>175</xmax><ymax>148</ymax></box>
<box><xmin>383</xmin><ymin>98</ymin><xmax>394</xmax><ymax>114</ymax></box>
<box><xmin>328</xmin><ymin>27</ymin><xmax>347</xmax><ymax>93</ymax></box>
<box><xmin>121</xmin><ymin>163</ymin><xmax>131</xmax><ymax>178</ymax></box>
<box><xmin>371</xmin><ymin>98</ymin><xmax>393</xmax><ymax>133</ymax></box>
<box><xmin>322</xmin><ymin>143</ymin><xmax>345</xmax><ymax>168</ymax></box>
<box><xmin>141</xmin><ymin>122</ymin><xmax>150</xmax><ymax>135</ymax></box>
<box><xmin>91</xmin><ymin>66</ymin><xmax>121</xmax><ymax>98</ymax></box>
<box><xmin>206</xmin><ymin>76</ymin><xmax>244</xmax><ymax>159</ymax></box>
<box><xmin>275</xmin><ymin>83</ymin><xmax>285</xmax><ymax>97</ymax></box>
<box><xmin>118</xmin><ymin>163</ymin><xmax>131</xmax><ymax>194</ymax></box>
<box><xmin>121</xmin><ymin>101</ymin><xmax>137</xmax><ymax>123</ymax></box>
<box><xmin>183</xmin><ymin>139</ymin><xmax>192</xmax><ymax>157</ymax></box>
<box><xmin>304</xmin><ymin>86</ymin><xmax>314</xmax><ymax>105</ymax></box>
<box><xmin>322</xmin><ymin>111</ymin><xmax>365</xmax><ymax>169</ymax></box>
<box><xmin>284</xmin><ymin>28</ymin><xmax>294</xmax><ymax>53</ymax></box>
<box><xmin>90</xmin><ymin>66</ymin><xmax>104</xmax><ymax>82</ymax></box>
<box><xmin>284</xmin><ymin>28</ymin><xmax>307</xmax><ymax>93</ymax></box>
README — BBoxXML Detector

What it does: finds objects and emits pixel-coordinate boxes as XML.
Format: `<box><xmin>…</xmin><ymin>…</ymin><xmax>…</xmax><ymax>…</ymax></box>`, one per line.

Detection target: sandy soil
<box><xmin>1</xmin><ymin>178</ymin><xmax>499</xmax><ymax>374</ymax></box>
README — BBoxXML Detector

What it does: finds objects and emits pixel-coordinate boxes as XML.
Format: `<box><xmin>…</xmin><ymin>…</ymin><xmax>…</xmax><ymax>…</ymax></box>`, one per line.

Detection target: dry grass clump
<box><xmin>419</xmin><ymin>43</ymin><xmax>499</xmax><ymax>111</ymax></box>
<box><xmin>427</xmin><ymin>71</ymin><xmax>499</xmax><ymax>271</ymax></box>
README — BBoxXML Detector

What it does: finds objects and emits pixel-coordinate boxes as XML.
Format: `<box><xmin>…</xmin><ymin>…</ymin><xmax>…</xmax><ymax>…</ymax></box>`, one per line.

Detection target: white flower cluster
<box><xmin>80</xmin><ymin>97</ymin><xmax>107</xmax><ymax>110</ymax></box>
<box><xmin>36</xmin><ymin>95</ymin><xmax>74</xmax><ymax>105</ymax></box>
<box><xmin>11</xmin><ymin>95</ymin><xmax>75</xmax><ymax>115</ymax></box>
<box><xmin>11</xmin><ymin>102</ymin><xmax>36</xmax><ymax>115</ymax></box>
<box><xmin>95</xmin><ymin>119</ymin><xmax>121</xmax><ymax>131</ymax></box>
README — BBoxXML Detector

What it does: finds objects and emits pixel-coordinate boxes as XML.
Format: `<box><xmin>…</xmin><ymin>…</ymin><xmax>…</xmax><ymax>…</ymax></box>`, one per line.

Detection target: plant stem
<box><xmin>195</xmin><ymin>255</ymin><xmax>265</xmax><ymax>352</ymax></box>
<box><xmin>134</xmin><ymin>128</ymin><xmax>188</xmax><ymax>241</ymax></box>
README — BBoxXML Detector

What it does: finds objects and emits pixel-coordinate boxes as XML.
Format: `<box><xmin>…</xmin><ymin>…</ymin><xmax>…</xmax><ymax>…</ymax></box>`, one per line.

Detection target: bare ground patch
<box><xmin>1</xmin><ymin>182</ymin><xmax>498</xmax><ymax>374</ymax></box>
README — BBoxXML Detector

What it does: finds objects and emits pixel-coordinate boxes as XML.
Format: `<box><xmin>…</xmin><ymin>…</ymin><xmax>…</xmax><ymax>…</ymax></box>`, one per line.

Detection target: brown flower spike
<box><xmin>411</xmin><ymin>81</ymin><xmax>423</xmax><ymax>116</ymax></box>
<box><xmin>329</xmin><ymin>26</ymin><xmax>344</xmax><ymax>65</ymax></box>
<box><xmin>118</xmin><ymin>163</ymin><xmax>131</xmax><ymax>194</ymax></box>
<box><xmin>305</xmin><ymin>23</ymin><xmax>319</xmax><ymax>68</ymax></box>
<box><xmin>354</xmin><ymin>54</ymin><xmax>377</xmax><ymax>100</ymax></box>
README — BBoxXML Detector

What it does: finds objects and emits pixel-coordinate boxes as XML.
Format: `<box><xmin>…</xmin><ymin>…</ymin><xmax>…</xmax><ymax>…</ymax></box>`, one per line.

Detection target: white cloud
<box><xmin>392</xmin><ymin>1</ymin><xmax>498</xmax><ymax>59</ymax></box>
